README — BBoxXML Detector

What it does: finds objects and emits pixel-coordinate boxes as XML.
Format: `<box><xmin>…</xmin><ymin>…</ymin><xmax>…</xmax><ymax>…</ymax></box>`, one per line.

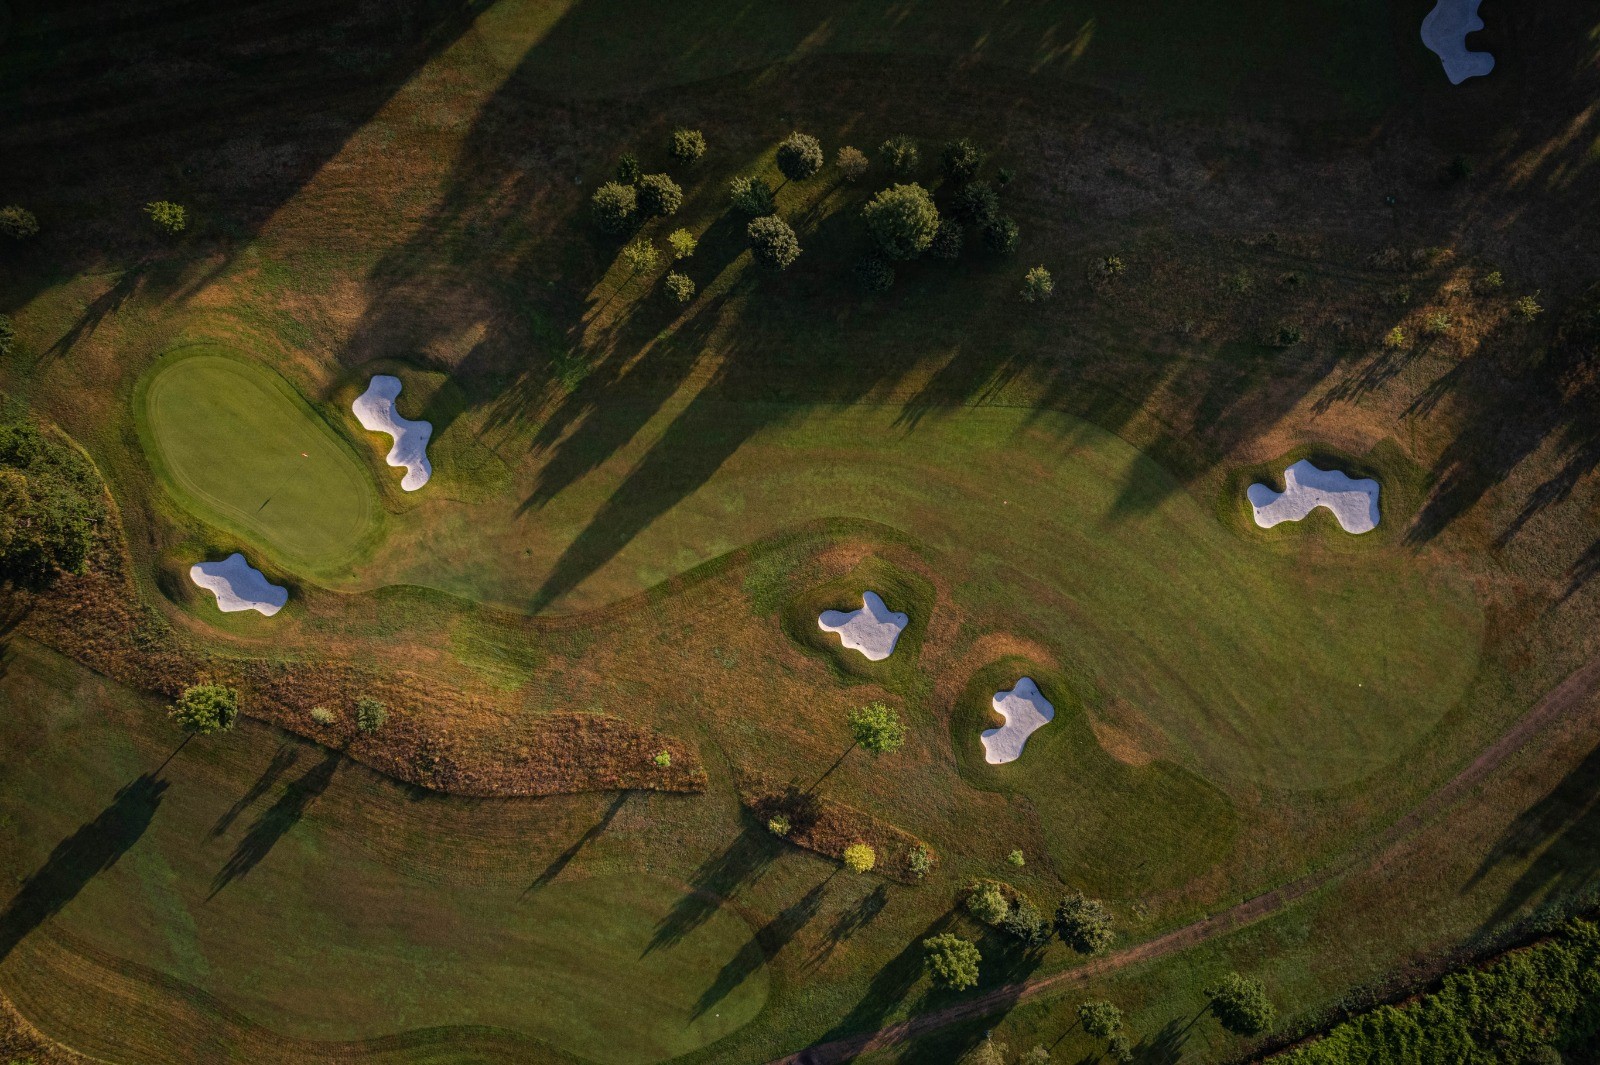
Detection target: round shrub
<box><xmin>667</xmin><ymin>228</ymin><xmax>697</xmax><ymax>260</ymax></box>
<box><xmin>0</xmin><ymin>205</ymin><xmax>39</xmax><ymax>240</ymax></box>
<box><xmin>854</xmin><ymin>255</ymin><xmax>894</xmax><ymax>293</ymax></box>
<box><xmin>309</xmin><ymin>706</ymin><xmax>337</xmax><ymax>726</ymax></box>
<box><xmin>652</xmin><ymin>750</ymin><xmax>671</xmax><ymax>767</ymax></box>
<box><xmin>929</xmin><ymin>220</ymin><xmax>963</xmax><ymax>261</ymax></box>
<box><xmin>951</xmin><ymin>181</ymin><xmax>999</xmax><ymax>226</ymax></box>
<box><xmin>1055</xmin><ymin>891</ymin><xmax>1115</xmax><ymax>954</ymax></box>
<box><xmin>1021</xmin><ymin>266</ymin><xmax>1054</xmax><ymax>302</ymax></box>
<box><xmin>879</xmin><ymin>134</ymin><xmax>920</xmax><ymax>177</ymax></box>
<box><xmin>982</xmin><ymin>215</ymin><xmax>1020</xmax><ymax>256</ymax></box>
<box><xmin>170</xmin><ymin>682</ymin><xmax>239</xmax><ymax>735</ymax></box>
<box><xmin>862</xmin><ymin>183</ymin><xmax>940</xmax><ymax>261</ymax></box>
<box><xmin>776</xmin><ymin>132</ymin><xmax>824</xmax><ymax>183</ymax></box>
<box><xmin>663</xmin><ymin>271</ymin><xmax>696</xmax><ymax>303</ymax></box>
<box><xmin>670</xmin><ymin>127</ymin><xmax>706</xmax><ymax>164</ymax></box>
<box><xmin>355</xmin><ymin>696</ymin><xmax>388</xmax><ymax>734</ymax></box>
<box><xmin>145</xmin><ymin>201</ymin><xmax>187</xmax><ymax>236</ymax></box>
<box><xmin>615</xmin><ymin>153</ymin><xmax>641</xmax><ymax>184</ymax></box>
<box><xmin>1207</xmin><ymin>973</ymin><xmax>1275</xmax><ymax>1035</ymax></box>
<box><xmin>924</xmin><ymin>933</ymin><xmax>981</xmax><ymax>990</ymax></box>
<box><xmin>729</xmin><ymin>175</ymin><xmax>776</xmax><ymax>217</ymax></box>
<box><xmin>591</xmin><ymin>182</ymin><xmax>637</xmax><ymax>234</ymax></box>
<box><xmin>966</xmin><ymin>881</ymin><xmax>1011</xmax><ymax>925</ymax></box>
<box><xmin>747</xmin><ymin>215</ymin><xmax>800</xmax><ymax>270</ymax></box>
<box><xmin>836</xmin><ymin>145</ymin><xmax>870</xmax><ymax>183</ymax></box>
<box><xmin>843</xmin><ymin>842</ymin><xmax>876</xmax><ymax>874</ymax></box>
<box><xmin>636</xmin><ymin>173</ymin><xmax>683</xmax><ymax>218</ymax></box>
<box><xmin>767</xmin><ymin>814</ymin><xmax>792</xmax><ymax>836</ymax></box>
<box><xmin>941</xmin><ymin>138</ymin><xmax>986</xmax><ymax>183</ymax></box>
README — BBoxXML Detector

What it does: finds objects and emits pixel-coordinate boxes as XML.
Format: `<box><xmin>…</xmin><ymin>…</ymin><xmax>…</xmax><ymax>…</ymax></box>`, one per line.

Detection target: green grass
<box><xmin>136</xmin><ymin>347</ymin><xmax>382</xmax><ymax>575</ymax></box>
<box><xmin>0</xmin><ymin>640</ymin><xmax>768</xmax><ymax>1065</ymax></box>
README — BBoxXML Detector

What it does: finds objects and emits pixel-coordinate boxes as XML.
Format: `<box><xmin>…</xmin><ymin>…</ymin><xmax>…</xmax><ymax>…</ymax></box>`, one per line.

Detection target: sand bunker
<box><xmin>818</xmin><ymin>591</ymin><xmax>908</xmax><ymax>661</ymax></box>
<box><xmin>352</xmin><ymin>375</ymin><xmax>432</xmax><ymax>491</ymax></box>
<box><xmin>982</xmin><ymin>677</ymin><xmax>1055</xmax><ymax>764</ymax></box>
<box><xmin>190</xmin><ymin>553</ymin><xmax>288</xmax><ymax>616</ymax></box>
<box><xmin>1248</xmin><ymin>460</ymin><xmax>1380</xmax><ymax>534</ymax></box>
<box><xmin>1421</xmin><ymin>0</ymin><xmax>1494</xmax><ymax>84</ymax></box>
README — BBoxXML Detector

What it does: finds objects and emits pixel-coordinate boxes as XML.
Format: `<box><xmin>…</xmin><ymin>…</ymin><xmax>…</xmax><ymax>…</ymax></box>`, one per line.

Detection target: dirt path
<box><xmin>772</xmin><ymin>652</ymin><xmax>1600</xmax><ymax>1064</ymax></box>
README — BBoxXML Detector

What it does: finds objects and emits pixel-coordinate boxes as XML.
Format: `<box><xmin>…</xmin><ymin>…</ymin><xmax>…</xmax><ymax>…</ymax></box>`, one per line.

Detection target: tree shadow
<box><xmin>0</xmin><ymin>772</ymin><xmax>168</xmax><ymax>962</ymax></box>
<box><xmin>208</xmin><ymin>749</ymin><xmax>340</xmax><ymax>899</ymax></box>
<box><xmin>209</xmin><ymin>743</ymin><xmax>299</xmax><ymax>838</ymax></box>
<box><xmin>644</xmin><ymin>822</ymin><xmax>780</xmax><ymax>956</ymax></box>
<box><xmin>813</xmin><ymin>910</ymin><xmax>957</xmax><ymax>1049</ymax></box>
<box><xmin>523</xmin><ymin>791</ymin><xmax>628</xmax><ymax>895</ymax></box>
<box><xmin>692</xmin><ymin>873</ymin><xmax>831</xmax><ymax>1021</ymax></box>
<box><xmin>808</xmin><ymin>882</ymin><xmax>889</xmax><ymax>970</ymax></box>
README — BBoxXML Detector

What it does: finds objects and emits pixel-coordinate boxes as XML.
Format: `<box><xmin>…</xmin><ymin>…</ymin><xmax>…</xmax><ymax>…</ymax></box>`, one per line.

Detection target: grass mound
<box><xmin>137</xmin><ymin>347</ymin><xmax>380</xmax><ymax>574</ymax></box>
<box><xmin>780</xmin><ymin>551</ymin><xmax>936</xmax><ymax>698</ymax></box>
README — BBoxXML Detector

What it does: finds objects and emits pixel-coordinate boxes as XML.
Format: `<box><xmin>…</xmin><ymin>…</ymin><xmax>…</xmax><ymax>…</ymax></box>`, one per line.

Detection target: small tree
<box><xmin>908</xmin><ymin>844</ymin><xmax>933</xmax><ymax>879</ymax></box>
<box><xmin>355</xmin><ymin>696</ymin><xmax>388</xmax><ymax>734</ymax></box>
<box><xmin>950</xmin><ymin>181</ymin><xmax>1000</xmax><ymax>226</ymax></box>
<box><xmin>670</xmin><ymin>127</ymin><xmax>707</xmax><ymax>164</ymax></box>
<box><xmin>747</xmin><ymin>215</ymin><xmax>800</xmax><ymax>270</ymax></box>
<box><xmin>170</xmin><ymin>683</ymin><xmax>239</xmax><ymax>736</ymax></box>
<box><xmin>776</xmin><ymin>132</ymin><xmax>824</xmax><ymax>184</ymax></box>
<box><xmin>1054</xmin><ymin>891</ymin><xmax>1115</xmax><ymax>954</ymax></box>
<box><xmin>854</xmin><ymin>255</ymin><xmax>894</xmax><ymax>293</ymax></box>
<box><xmin>981</xmin><ymin>216</ymin><xmax>1020</xmax><ymax>255</ymax></box>
<box><xmin>879</xmin><ymin>135</ymin><xmax>920</xmax><ymax>177</ymax></box>
<box><xmin>929</xmin><ymin>220</ymin><xmax>963</xmax><ymax>261</ymax></box>
<box><xmin>847</xmin><ymin>701</ymin><xmax>906</xmax><ymax>755</ymax></box>
<box><xmin>863</xmin><ymin>183</ymin><xmax>940</xmax><ymax>261</ymax></box>
<box><xmin>652</xmin><ymin>750</ymin><xmax>672</xmax><ymax>767</ymax></box>
<box><xmin>1079</xmin><ymin>1000</ymin><xmax>1123</xmax><ymax>1039</ymax></box>
<box><xmin>615</xmin><ymin>153</ymin><xmax>641</xmax><ymax>184</ymax></box>
<box><xmin>1106</xmin><ymin>1033</ymin><xmax>1133</xmax><ymax>1063</ymax></box>
<box><xmin>941</xmin><ymin>138</ymin><xmax>986</xmax><ymax>183</ymax></box>
<box><xmin>1424</xmin><ymin>311</ymin><xmax>1452</xmax><ymax>336</ymax></box>
<box><xmin>1384</xmin><ymin>325</ymin><xmax>1407</xmax><ymax>349</ymax></box>
<box><xmin>0</xmin><ymin>205</ymin><xmax>40</xmax><ymax>240</ymax></box>
<box><xmin>923</xmin><ymin>933</ymin><xmax>981</xmax><ymax>990</ymax></box>
<box><xmin>767</xmin><ymin>814</ymin><xmax>792</xmax><ymax>836</ymax></box>
<box><xmin>1207</xmin><ymin>973</ymin><xmax>1275</xmax><ymax>1035</ymax></box>
<box><xmin>667</xmin><ymin>228</ymin><xmax>698</xmax><ymax>260</ymax></box>
<box><xmin>729</xmin><ymin>176</ymin><xmax>776</xmax><ymax>217</ymax></box>
<box><xmin>1514</xmin><ymin>293</ymin><xmax>1544</xmax><ymax>321</ymax></box>
<box><xmin>591</xmin><ymin>182</ymin><xmax>637</xmax><ymax>234</ymax></box>
<box><xmin>966</xmin><ymin>881</ymin><xmax>1010</xmax><ymax>925</ymax></box>
<box><xmin>836</xmin><ymin>145</ymin><xmax>870</xmax><ymax>183</ymax></box>
<box><xmin>1006</xmin><ymin>848</ymin><xmax>1026</xmax><ymax>867</ymax></box>
<box><xmin>1021</xmin><ymin>266</ymin><xmax>1054</xmax><ymax>302</ymax></box>
<box><xmin>622</xmin><ymin>238</ymin><xmax>660</xmax><ymax>281</ymax></box>
<box><xmin>145</xmin><ymin>201</ymin><xmax>187</xmax><ymax>236</ymax></box>
<box><xmin>636</xmin><ymin>173</ymin><xmax>683</xmax><ymax>218</ymax></box>
<box><xmin>843</xmin><ymin>842</ymin><xmax>876</xmax><ymax>873</ymax></box>
<box><xmin>663</xmin><ymin>271</ymin><xmax>696</xmax><ymax>304</ymax></box>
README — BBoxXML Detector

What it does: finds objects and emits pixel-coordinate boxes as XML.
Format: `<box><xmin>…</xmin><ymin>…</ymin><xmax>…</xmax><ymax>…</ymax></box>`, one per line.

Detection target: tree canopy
<box><xmin>863</xmin><ymin>184</ymin><xmax>940</xmax><ymax>261</ymax></box>
<box><xmin>1207</xmin><ymin>972</ymin><xmax>1275</xmax><ymax>1035</ymax></box>
<box><xmin>924</xmin><ymin>933</ymin><xmax>981</xmax><ymax>990</ymax></box>
<box><xmin>0</xmin><ymin>419</ymin><xmax>102</xmax><ymax>590</ymax></box>
<box><xmin>747</xmin><ymin>215</ymin><xmax>801</xmax><ymax>271</ymax></box>
<box><xmin>170</xmin><ymin>683</ymin><xmax>239</xmax><ymax>736</ymax></box>
<box><xmin>1054</xmin><ymin>891</ymin><xmax>1115</xmax><ymax>954</ymax></box>
<box><xmin>847</xmin><ymin>701</ymin><xmax>906</xmax><ymax>755</ymax></box>
<box><xmin>776</xmin><ymin>132</ymin><xmax>824</xmax><ymax>182</ymax></box>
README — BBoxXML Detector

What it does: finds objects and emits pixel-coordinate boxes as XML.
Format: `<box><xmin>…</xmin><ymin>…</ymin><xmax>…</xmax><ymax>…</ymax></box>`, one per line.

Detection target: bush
<box><xmin>836</xmin><ymin>145</ymin><xmax>870</xmax><ymax>183</ymax></box>
<box><xmin>776</xmin><ymin>132</ymin><xmax>824</xmax><ymax>183</ymax></box>
<box><xmin>957</xmin><ymin>1041</ymin><xmax>1007</xmax><ymax>1065</ymax></box>
<box><xmin>1018</xmin><ymin>1048</ymin><xmax>1051</xmax><ymax>1065</ymax></box>
<box><xmin>1207</xmin><ymin>972</ymin><xmax>1275</xmax><ymax>1035</ymax></box>
<box><xmin>0</xmin><ymin>205</ymin><xmax>39</xmax><ymax>240</ymax></box>
<box><xmin>621</xmin><ymin>238</ymin><xmax>659</xmax><ymax>276</ymax></box>
<box><xmin>1384</xmin><ymin>325</ymin><xmax>1407</xmax><ymax>349</ymax></box>
<box><xmin>1424</xmin><ymin>311</ymin><xmax>1453</xmax><ymax>336</ymax></box>
<box><xmin>863</xmin><ymin>183</ymin><xmax>940</xmax><ymax>261</ymax></box>
<box><xmin>966</xmin><ymin>881</ymin><xmax>1011</xmax><ymax>925</ymax></box>
<box><xmin>670</xmin><ymin>127</ymin><xmax>706</xmax><ymax>164</ymax></box>
<box><xmin>667</xmin><ymin>228</ymin><xmax>697</xmax><ymax>260</ymax></box>
<box><xmin>950</xmin><ymin>181</ymin><xmax>1000</xmax><ymax>226</ymax></box>
<box><xmin>309</xmin><ymin>706</ymin><xmax>337</xmax><ymax>726</ymax></box>
<box><xmin>767</xmin><ymin>814</ymin><xmax>792</xmax><ymax>836</ymax></box>
<box><xmin>941</xmin><ymin>138</ymin><xmax>986</xmax><ymax>183</ymax></box>
<box><xmin>1021</xmin><ymin>266</ymin><xmax>1054</xmax><ymax>303</ymax></box>
<box><xmin>929</xmin><ymin>220</ymin><xmax>963</xmax><ymax>261</ymax></box>
<box><xmin>854</xmin><ymin>255</ymin><xmax>895</xmax><ymax>293</ymax></box>
<box><xmin>1514</xmin><ymin>293</ymin><xmax>1545</xmax><ymax>321</ymax></box>
<box><xmin>1264</xmin><ymin>321</ymin><xmax>1302</xmax><ymax>347</ymax></box>
<box><xmin>923</xmin><ymin>933</ymin><xmax>981</xmax><ymax>990</ymax></box>
<box><xmin>1079</xmin><ymin>1000</ymin><xmax>1123</xmax><ymax>1038</ymax></box>
<box><xmin>847</xmin><ymin>701</ymin><xmax>906</xmax><ymax>755</ymax></box>
<box><xmin>145</xmin><ymin>201</ymin><xmax>187</xmax><ymax>235</ymax></box>
<box><xmin>355</xmin><ymin>696</ymin><xmax>388</xmax><ymax>734</ymax></box>
<box><xmin>1055</xmin><ymin>891</ymin><xmax>1115</xmax><ymax>953</ymax></box>
<box><xmin>615</xmin><ymin>153</ymin><xmax>641</xmax><ymax>184</ymax></box>
<box><xmin>0</xmin><ymin>421</ymin><xmax>101</xmax><ymax>589</ymax></box>
<box><xmin>843</xmin><ymin>842</ymin><xmax>876</xmax><ymax>873</ymax></box>
<box><xmin>170</xmin><ymin>683</ymin><xmax>239</xmax><ymax>735</ymax></box>
<box><xmin>747</xmin><ymin>215</ymin><xmax>801</xmax><ymax>270</ymax></box>
<box><xmin>0</xmin><ymin>315</ymin><xmax>14</xmax><ymax>358</ymax></box>
<box><xmin>1106</xmin><ymin>1033</ymin><xmax>1133</xmax><ymax>1063</ymax></box>
<box><xmin>591</xmin><ymin>182</ymin><xmax>637</xmax><ymax>234</ymax></box>
<box><xmin>981</xmin><ymin>216</ymin><xmax>1020</xmax><ymax>256</ymax></box>
<box><xmin>663</xmin><ymin>271</ymin><xmax>695</xmax><ymax>304</ymax></box>
<box><xmin>652</xmin><ymin>750</ymin><xmax>671</xmax><ymax>768</ymax></box>
<box><xmin>879</xmin><ymin>135</ymin><xmax>920</xmax><ymax>177</ymax></box>
<box><xmin>1089</xmin><ymin>254</ymin><xmax>1126</xmax><ymax>286</ymax></box>
<box><xmin>636</xmin><ymin>173</ymin><xmax>683</xmax><ymax>218</ymax></box>
<box><xmin>1001</xmin><ymin>897</ymin><xmax>1051</xmax><ymax>947</ymax></box>
<box><xmin>1476</xmin><ymin>269</ymin><xmax>1504</xmax><ymax>292</ymax></box>
<box><xmin>908</xmin><ymin>844</ymin><xmax>933</xmax><ymax>878</ymax></box>
<box><xmin>729</xmin><ymin>176</ymin><xmax>776</xmax><ymax>217</ymax></box>
<box><xmin>1006</xmin><ymin>848</ymin><xmax>1026</xmax><ymax>867</ymax></box>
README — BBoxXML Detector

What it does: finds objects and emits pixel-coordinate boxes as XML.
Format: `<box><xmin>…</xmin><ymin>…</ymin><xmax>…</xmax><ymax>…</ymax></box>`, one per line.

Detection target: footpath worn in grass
<box><xmin>136</xmin><ymin>347</ymin><xmax>380</xmax><ymax>574</ymax></box>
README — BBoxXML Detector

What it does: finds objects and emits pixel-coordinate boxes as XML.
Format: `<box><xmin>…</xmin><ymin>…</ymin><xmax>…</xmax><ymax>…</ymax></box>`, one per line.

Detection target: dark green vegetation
<box><xmin>2</xmin><ymin>0</ymin><xmax>1599</xmax><ymax>1063</ymax></box>
<box><xmin>0</xmin><ymin>417</ymin><xmax>101</xmax><ymax>589</ymax></box>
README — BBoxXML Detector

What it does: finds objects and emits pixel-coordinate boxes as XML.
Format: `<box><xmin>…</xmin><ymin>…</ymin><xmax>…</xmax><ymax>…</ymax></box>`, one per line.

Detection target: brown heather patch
<box><xmin>0</xmin><ymin>991</ymin><xmax>89</xmax><ymax>1065</ymax></box>
<box><xmin>737</xmin><ymin>767</ymin><xmax>935</xmax><ymax>885</ymax></box>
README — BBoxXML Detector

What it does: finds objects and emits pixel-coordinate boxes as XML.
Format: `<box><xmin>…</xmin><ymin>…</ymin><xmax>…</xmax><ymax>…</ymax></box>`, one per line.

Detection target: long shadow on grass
<box><xmin>0</xmin><ymin>773</ymin><xmax>168</xmax><ymax>962</ymax></box>
<box><xmin>524</xmin><ymin>791</ymin><xmax>628</xmax><ymax>895</ymax></box>
<box><xmin>210</xmin><ymin>744</ymin><xmax>300</xmax><ymax>838</ymax></box>
<box><xmin>209</xmin><ymin>750</ymin><xmax>340</xmax><ymax>899</ymax></box>
<box><xmin>692</xmin><ymin>873</ymin><xmax>832</xmax><ymax>1021</ymax></box>
<box><xmin>806</xmin><ymin>910</ymin><xmax>958</xmax><ymax>1053</ymax></box>
<box><xmin>645</xmin><ymin>824</ymin><xmax>781</xmax><ymax>956</ymax></box>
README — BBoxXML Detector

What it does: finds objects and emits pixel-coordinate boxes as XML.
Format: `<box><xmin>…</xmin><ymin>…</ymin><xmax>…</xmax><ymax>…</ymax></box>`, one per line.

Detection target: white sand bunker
<box><xmin>1422</xmin><ymin>0</ymin><xmax>1494</xmax><ymax>84</ymax></box>
<box><xmin>982</xmin><ymin>677</ymin><xmax>1054</xmax><ymax>764</ymax></box>
<box><xmin>818</xmin><ymin>591</ymin><xmax>908</xmax><ymax>661</ymax></box>
<box><xmin>1248</xmin><ymin>459</ymin><xmax>1380</xmax><ymax>534</ymax></box>
<box><xmin>352</xmin><ymin>375</ymin><xmax>433</xmax><ymax>491</ymax></box>
<box><xmin>190</xmin><ymin>553</ymin><xmax>288</xmax><ymax>616</ymax></box>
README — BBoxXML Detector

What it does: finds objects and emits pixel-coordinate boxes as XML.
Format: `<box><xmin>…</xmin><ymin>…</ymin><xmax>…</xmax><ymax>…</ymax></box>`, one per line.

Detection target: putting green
<box><xmin>0</xmin><ymin>641</ymin><xmax>769</xmax><ymax>1065</ymax></box>
<box><xmin>138</xmin><ymin>349</ymin><xmax>378</xmax><ymax>572</ymax></box>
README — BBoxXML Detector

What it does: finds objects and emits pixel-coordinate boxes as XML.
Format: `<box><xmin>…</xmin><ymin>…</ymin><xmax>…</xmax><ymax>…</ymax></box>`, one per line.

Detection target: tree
<box><xmin>670</xmin><ymin>127</ymin><xmax>706</xmax><ymax>164</ymax></box>
<box><xmin>1002</xmin><ymin>897</ymin><xmax>1051</xmax><ymax>947</ymax></box>
<box><xmin>982</xmin><ymin>215</ymin><xmax>1020</xmax><ymax>255</ymax></box>
<box><xmin>1007</xmin><ymin>848</ymin><xmax>1026</xmax><ymax>867</ymax></box>
<box><xmin>1021</xmin><ymin>266</ymin><xmax>1054</xmax><ymax>302</ymax></box>
<box><xmin>1079</xmin><ymin>1000</ymin><xmax>1123</xmax><ymax>1039</ymax></box>
<box><xmin>663</xmin><ymin>271</ymin><xmax>695</xmax><ymax>304</ymax></box>
<box><xmin>1514</xmin><ymin>293</ymin><xmax>1544</xmax><ymax>321</ymax></box>
<box><xmin>356</xmin><ymin>696</ymin><xmax>388</xmax><ymax>734</ymax></box>
<box><xmin>729</xmin><ymin>176</ymin><xmax>775</xmax><ymax>217</ymax></box>
<box><xmin>622</xmin><ymin>238</ymin><xmax>660</xmax><ymax>280</ymax></box>
<box><xmin>615</xmin><ymin>153</ymin><xmax>641</xmax><ymax>184</ymax></box>
<box><xmin>1384</xmin><ymin>326</ymin><xmax>1407</xmax><ymax>349</ymax></box>
<box><xmin>966</xmin><ymin>880</ymin><xmax>1010</xmax><ymax>925</ymax></box>
<box><xmin>0</xmin><ymin>205</ymin><xmax>39</xmax><ymax>240</ymax></box>
<box><xmin>767</xmin><ymin>814</ymin><xmax>792</xmax><ymax>836</ymax></box>
<box><xmin>862</xmin><ymin>183</ymin><xmax>940</xmax><ymax>261</ymax></box>
<box><xmin>1018</xmin><ymin>1048</ymin><xmax>1051</xmax><ymax>1065</ymax></box>
<box><xmin>854</xmin><ymin>255</ymin><xmax>894</xmax><ymax>293</ymax></box>
<box><xmin>667</xmin><ymin>228</ymin><xmax>697</xmax><ymax>260</ymax></box>
<box><xmin>843</xmin><ymin>842</ymin><xmax>876</xmax><ymax>873</ymax></box>
<box><xmin>0</xmin><ymin>421</ymin><xmax>100</xmax><ymax>590</ymax></box>
<box><xmin>776</xmin><ymin>132</ymin><xmax>824</xmax><ymax>184</ymax></box>
<box><xmin>950</xmin><ymin>181</ymin><xmax>1000</xmax><ymax>226</ymax></box>
<box><xmin>591</xmin><ymin>182</ymin><xmax>637</xmax><ymax>234</ymax></box>
<box><xmin>145</xmin><ymin>201</ymin><xmax>187</xmax><ymax>235</ymax></box>
<box><xmin>747</xmin><ymin>215</ymin><xmax>800</xmax><ymax>270</ymax></box>
<box><xmin>879</xmin><ymin>135</ymin><xmax>920</xmax><ymax>177</ymax></box>
<box><xmin>170</xmin><ymin>683</ymin><xmax>239</xmax><ymax>736</ymax></box>
<box><xmin>1207</xmin><ymin>972</ymin><xmax>1275</xmax><ymax>1035</ymax></box>
<box><xmin>923</xmin><ymin>933</ymin><xmax>981</xmax><ymax>990</ymax></box>
<box><xmin>636</xmin><ymin>173</ymin><xmax>683</xmax><ymax>218</ymax></box>
<box><xmin>929</xmin><ymin>220</ymin><xmax>963</xmax><ymax>261</ymax></box>
<box><xmin>847</xmin><ymin>701</ymin><xmax>906</xmax><ymax>755</ymax></box>
<box><xmin>941</xmin><ymin>138</ymin><xmax>986</xmax><ymax>183</ymax></box>
<box><xmin>836</xmin><ymin>145</ymin><xmax>870</xmax><ymax>182</ymax></box>
<box><xmin>957</xmin><ymin>1040</ymin><xmax>1007</xmax><ymax>1065</ymax></box>
<box><xmin>1106</xmin><ymin>1033</ymin><xmax>1133</xmax><ymax>1063</ymax></box>
<box><xmin>908</xmin><ymin>844</ymin><xmax>933</xmax><ymax>879</ymax></box>
<box><xmin>1054</xmin><ymin>892</ymin><xmax>1115</xmax><ymax>954</ymax></box>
